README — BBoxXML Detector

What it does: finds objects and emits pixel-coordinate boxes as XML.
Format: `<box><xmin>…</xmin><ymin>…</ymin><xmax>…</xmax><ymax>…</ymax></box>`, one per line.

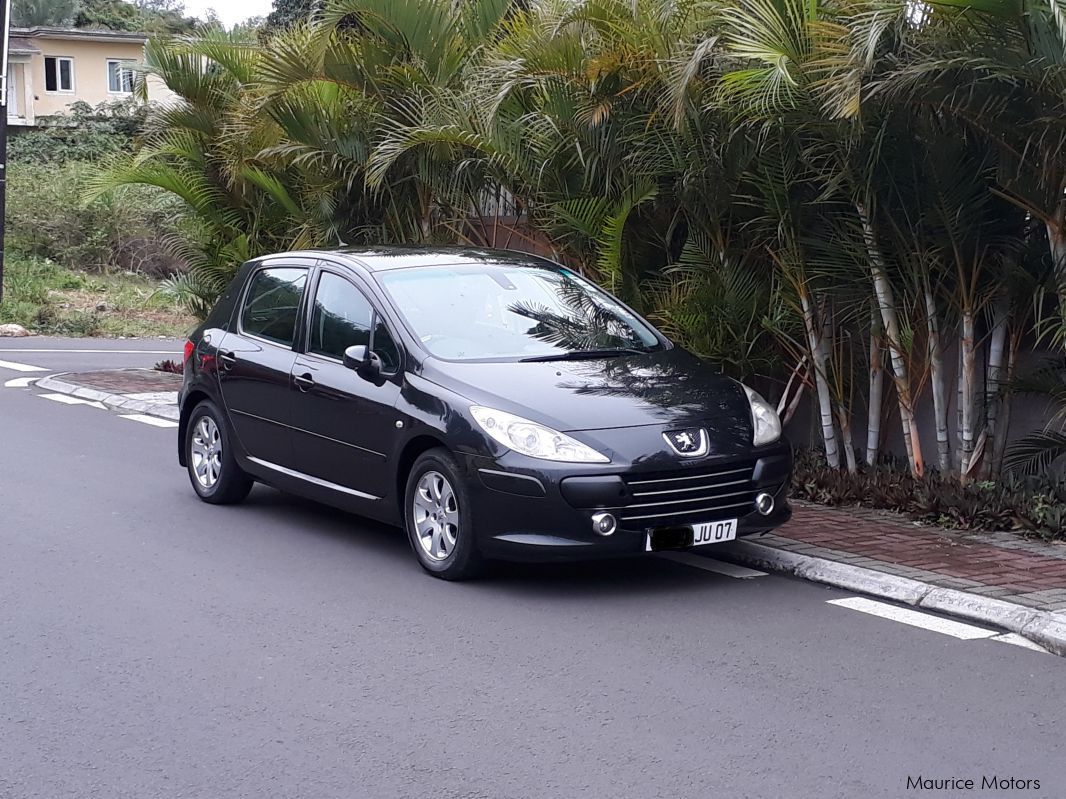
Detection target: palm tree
<box><xmin>860</xmin><ymin>0</ymin><xmax>1066</xmax><ymax>308</ymax></box>
<box><xmin>88</xmin><ymin>28</ymin><xmax>333</xmax><ymax>315</ymax></box>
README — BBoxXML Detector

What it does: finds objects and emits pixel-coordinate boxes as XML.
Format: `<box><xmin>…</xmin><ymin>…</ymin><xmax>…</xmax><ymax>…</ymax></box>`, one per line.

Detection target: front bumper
<box><xmin>458</xmin><ymin>441</ymin><xmax>792</xmax><ymax>563</ymax></box>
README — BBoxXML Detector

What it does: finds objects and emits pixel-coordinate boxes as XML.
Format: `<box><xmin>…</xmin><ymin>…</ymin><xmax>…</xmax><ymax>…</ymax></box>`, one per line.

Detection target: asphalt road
<box><xmin>1</xmin><ymin>338</ymin><xmax>1063</xmax><ymax>799</ymax></box>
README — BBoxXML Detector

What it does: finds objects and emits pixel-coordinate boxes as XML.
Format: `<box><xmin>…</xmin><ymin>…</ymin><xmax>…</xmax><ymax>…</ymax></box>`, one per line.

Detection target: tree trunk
<box><xmin>778</xmin><ymin>357</ymin><xmax>808</xmax><ymax>427</ymax></box>
<box><xmin>991</xmin><ymin>326</ymin><xmax>1023</xmax><ymax>478</ymax></box>
<box><xmin>857</xmin><ymin>201</ymin><xmax>924</xmax><ymax>477</ymax></box>
<box><xmin>959</xmin><ymin>308</ymin><xmax>978</xmax><ymax>481</ymax></box>
<box><xmin>799</xmin><ymin>283</ymin><xmax>841</xmax><ymax>469</ymax></box>
<box><xmin>866</xmin><ymin>305</ymin><xmax>884</xmax><ymax>468</ymax></box>
<box><xmin>959</xmin><ymin>347</ymin><xmax>967</xmax><ymax>473</ymax></box>
<box><xmin>781</xmin><ymin>381</ymin><xmax>806</xmax><ymax>427</ymax></box>
<box><xmin>983</xmin><ymin>297</ymin><xmax>1009</xmax><ymax>479</ymax></box>
<box><xmin>837</xmin><ymin>403</ymin><xmax>858</xmax><ymax>474</ymax></box>
<box><xmin>924</xmin><ymin>286</ymin><xmax>950</xmax><ymax>473</ymax></box>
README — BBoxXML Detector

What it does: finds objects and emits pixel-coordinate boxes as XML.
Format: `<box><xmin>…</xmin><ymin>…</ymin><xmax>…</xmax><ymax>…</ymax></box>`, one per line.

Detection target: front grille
<box><xmin>615</xmin><ymin>461</ymin><xmax>757</xmax><ymax>527</ymax></box>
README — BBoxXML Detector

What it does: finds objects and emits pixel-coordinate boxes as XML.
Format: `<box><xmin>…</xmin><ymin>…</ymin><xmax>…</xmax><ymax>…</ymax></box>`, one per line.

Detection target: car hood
<box><xmin>420</xmin><ymin>347</ymin><xmax>754</xmax><ymax>437</ymax></box>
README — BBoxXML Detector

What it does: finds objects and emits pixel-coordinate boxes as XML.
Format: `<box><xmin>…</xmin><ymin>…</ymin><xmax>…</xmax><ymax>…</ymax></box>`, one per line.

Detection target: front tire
<box><xmin>185</xmin><ymin>400</ymin><xmax>253</xmax><ymax>505</ymax></box>
<box><xmin>404</xmin><ymin>449</ymin><xmax>484</xmax><ymax>580</ymax></box>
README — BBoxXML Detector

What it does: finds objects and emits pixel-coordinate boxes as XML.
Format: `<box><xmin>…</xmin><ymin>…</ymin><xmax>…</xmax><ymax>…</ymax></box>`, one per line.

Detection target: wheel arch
<box><xmin>177</xmin><ymin>389</ymin><xmax>212</xmax><ymax>467</ymax></box>
<box><xmin>394</xmin><ymin>434</ymin><xmax>449</xmax><ymax>515</ymax></box>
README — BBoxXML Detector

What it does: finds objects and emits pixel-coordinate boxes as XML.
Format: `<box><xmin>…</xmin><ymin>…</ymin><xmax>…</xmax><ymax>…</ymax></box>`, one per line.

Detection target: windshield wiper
<box><xmin>520</xmin><ymin>347</ymin><xmax>647</xmax><ymax>362</ymax></box>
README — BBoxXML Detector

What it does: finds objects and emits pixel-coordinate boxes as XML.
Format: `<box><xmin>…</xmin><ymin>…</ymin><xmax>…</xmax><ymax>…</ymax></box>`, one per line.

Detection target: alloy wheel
<box><xmin>190</xmin><ymin>416</ymin><xmax>222</xmax><ymax>490</ymax></box>
<box><xmin>412</xmin><ymin>470</ymin><xmax>459</xmax><ymax>561</ymax></box>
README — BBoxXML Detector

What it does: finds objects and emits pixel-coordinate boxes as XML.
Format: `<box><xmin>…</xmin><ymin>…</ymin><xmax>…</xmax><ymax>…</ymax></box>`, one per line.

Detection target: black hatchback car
<box><xmin>178</xmin><ymin>247</ymin><xmax>792</xmax><ymax>579</ymax></box>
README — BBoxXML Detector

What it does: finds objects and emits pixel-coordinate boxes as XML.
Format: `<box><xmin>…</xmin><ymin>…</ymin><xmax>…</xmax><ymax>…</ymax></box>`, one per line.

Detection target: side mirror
<box><xmin>342</xmin><ymin>344</ymin><xmax>380</xmax><ymax>378</ymax></box>
<box><xmin>342</xmin><ymin>345</ymin><xmax>368</xmax><ymax>371</ymax></box>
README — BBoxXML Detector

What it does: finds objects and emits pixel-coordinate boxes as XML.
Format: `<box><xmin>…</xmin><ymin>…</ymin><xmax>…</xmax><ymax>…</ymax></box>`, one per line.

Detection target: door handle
<box><xmin>218</xmin><ymin>350</ymin><xmax>237</xmax><ymax>370</ymax></box>
<box><xmin>293</xmin><ymin>373</ymin><xmax>315</xmax><ymax>392</ymax></box>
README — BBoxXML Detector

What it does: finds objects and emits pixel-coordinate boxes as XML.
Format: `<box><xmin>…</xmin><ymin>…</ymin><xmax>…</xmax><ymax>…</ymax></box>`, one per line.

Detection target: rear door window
<box><xmin>241</xmin><ymin>267</ymin><xmax>308</xmax><ymax>347</ymax></box>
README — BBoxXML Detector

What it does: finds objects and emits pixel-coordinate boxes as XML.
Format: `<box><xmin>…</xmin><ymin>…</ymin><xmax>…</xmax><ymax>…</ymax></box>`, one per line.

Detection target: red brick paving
<box><xmin>67</xmin><ymin>369</ymin><xmax>182</xmax><ymax>393</ymax></box>
<box><xmin>780</xmin><ymin>504</ymin><xmax>1066</xmax><ymax>593</ymax></box>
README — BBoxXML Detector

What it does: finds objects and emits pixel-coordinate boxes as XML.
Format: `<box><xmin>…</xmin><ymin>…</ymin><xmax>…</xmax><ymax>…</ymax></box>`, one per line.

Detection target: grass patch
<box><xmin>0</xmin><ymin>254</ymin><xmax>195</xmax><ymax>337</ymax></box>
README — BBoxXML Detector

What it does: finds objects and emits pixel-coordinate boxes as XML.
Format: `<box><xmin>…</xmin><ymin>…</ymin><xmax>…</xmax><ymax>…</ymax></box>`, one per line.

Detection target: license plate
<box><xmin>692</xmin><ymin>519</ymin><xmax>737</xmax><ymax>546</ymax></box>
<box><xmin>644</xmin><ymin>519</ymin><xmax>738</xmax><ymax>551</ymax></box>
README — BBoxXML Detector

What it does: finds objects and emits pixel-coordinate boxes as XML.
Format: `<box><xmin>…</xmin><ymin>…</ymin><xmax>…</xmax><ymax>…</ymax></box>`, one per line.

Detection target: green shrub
<box><xmin>5</xmin><ymin>160</ymin><xmax>187</xmax><ymax>276</ymax></box>
<box><xmin>792</xmin><ymin>450</ymin><xmax>1066</xmax><ymax>540</ymax></box>
<box><xmin>7</xmin><ymin>100</ymin><xmax>146</xmax><ymax>166</ymax></box>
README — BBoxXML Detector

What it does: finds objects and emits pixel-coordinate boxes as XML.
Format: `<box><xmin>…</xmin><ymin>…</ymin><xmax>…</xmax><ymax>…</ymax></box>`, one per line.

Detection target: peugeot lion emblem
<box><xmin>663</xmin><ymin>427</ymin><xmax>709</xmax><ymax>458</ymax></box>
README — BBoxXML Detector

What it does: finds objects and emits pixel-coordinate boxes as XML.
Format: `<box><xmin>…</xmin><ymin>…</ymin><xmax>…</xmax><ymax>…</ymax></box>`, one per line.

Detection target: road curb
<box><xmin>35</xmin><ymin>374</ymin><xmax>180</xmax><ymax>421</ymax></box>
<box><xmin>721</xmin><ymin>539</ymin><xmax>1066</xmax><ymax>656</ymax></box>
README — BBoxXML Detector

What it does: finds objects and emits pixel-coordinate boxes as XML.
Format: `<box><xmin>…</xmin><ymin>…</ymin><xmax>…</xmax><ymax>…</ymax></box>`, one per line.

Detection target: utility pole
<box><xmin>0</xmin><ymin>0</ymin><xmax>10</xmax><ymax>304</ymax></box>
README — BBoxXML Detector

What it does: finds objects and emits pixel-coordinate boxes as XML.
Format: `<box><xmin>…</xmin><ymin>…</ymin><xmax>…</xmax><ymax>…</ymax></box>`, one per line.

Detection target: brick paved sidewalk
<box><xmin>758</xmin><ymin>502</ymin><xmax>1066</xmax><ymax>612</ymax></box>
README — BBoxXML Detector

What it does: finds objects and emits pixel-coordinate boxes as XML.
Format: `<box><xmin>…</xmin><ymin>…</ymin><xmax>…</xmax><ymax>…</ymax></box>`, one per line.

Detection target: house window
<box><xmin>44</xmin><ymin>57</ymin><xmax>74</xmax><ymax>93</ymax></box>
<box><xmin>107</xmin><ymin>60</ymin><xmax>135</xmax><ymax>94</ymax></box>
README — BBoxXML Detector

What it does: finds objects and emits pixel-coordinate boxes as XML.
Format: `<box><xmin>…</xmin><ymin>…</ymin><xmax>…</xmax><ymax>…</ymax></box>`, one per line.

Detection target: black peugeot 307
<box><xmin>178</xmin><ymin>247</ymin><xmax>792</xmax><ymax>579</ymax></box>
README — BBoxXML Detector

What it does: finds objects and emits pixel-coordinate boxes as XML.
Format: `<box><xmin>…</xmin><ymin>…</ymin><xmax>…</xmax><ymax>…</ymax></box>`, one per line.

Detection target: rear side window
<box><xmin>241</xmin><ymin>267</ymin><xmax>308</xmax><ymax>347</ymax></box>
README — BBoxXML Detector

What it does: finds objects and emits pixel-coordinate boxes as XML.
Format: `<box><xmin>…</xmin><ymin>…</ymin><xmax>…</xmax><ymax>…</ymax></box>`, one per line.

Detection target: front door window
<box><xmin>309</xmin><ymin>272</ymin><xmax>373</xmax><ymax>359</ymax></box>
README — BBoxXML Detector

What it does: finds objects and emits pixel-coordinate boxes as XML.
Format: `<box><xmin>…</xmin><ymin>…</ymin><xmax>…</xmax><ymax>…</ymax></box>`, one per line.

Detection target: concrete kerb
<box><xmin>722</xmin><ymin>539</ymin><xmax>1066</xmax><ymax>657</ymax></box>
<box><xmin>35</xmin><ymin>374</ymin><xmax>180</xmax><ymax>422</ymax></box>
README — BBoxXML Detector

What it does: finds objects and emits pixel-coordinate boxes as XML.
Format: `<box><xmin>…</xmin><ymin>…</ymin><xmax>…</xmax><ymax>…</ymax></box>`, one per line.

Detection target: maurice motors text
<box><xmin>907</xmin><ymin>776</ymin><xmax>1040</xmax><ymax>791</ymax></box>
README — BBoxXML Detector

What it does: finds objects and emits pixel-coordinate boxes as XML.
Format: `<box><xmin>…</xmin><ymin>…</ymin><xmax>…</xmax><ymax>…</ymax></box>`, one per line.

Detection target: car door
<box><xmin>288</xmin><ymin>267</ymin><xmax>405</xmax><ymax>499</ymax></box>
<box><xmin>216</xmin><ymin>263</ymin><xmax>311</xmax><ymax>467</ymax></box>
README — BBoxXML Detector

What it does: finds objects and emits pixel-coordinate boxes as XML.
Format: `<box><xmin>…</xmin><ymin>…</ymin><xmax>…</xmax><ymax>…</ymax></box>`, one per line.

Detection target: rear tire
<box><xmin>404</xmin><ymin>449</ymin><xmax>484</xmax><ymax>580</ymax></box>
<box><xmin>185</xmin><ymin>400</ymin><xmax>253</xmax><ymax>505</ymax></box>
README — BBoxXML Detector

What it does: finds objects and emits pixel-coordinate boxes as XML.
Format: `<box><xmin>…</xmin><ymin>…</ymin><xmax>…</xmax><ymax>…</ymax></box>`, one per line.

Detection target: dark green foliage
<box><xmin>12</xmin><ymin>0</ymin><xmax>78</xmax><ymax>26</ymax></box>
<box><xmin>1005</xmin><ymin>358</ymin><xmax>1066</xmax><ymax>474</ymax></box>
<box><xmin>74</xmin><ymin>0</ymin><xmax>198</xmax><ymax>33</ymax></box>
<box><xmin>792</xmin><ymin>451</ymin><xmax>1066</xmax><ymax>539</ymax></box>
<box><xmin>8</xmin><ymin>100</ymin><xmax>146</xmax><ymax>166</ymax></box>
<box><xmin>1004</xmin><ymin>431</ymin><xmax>1066</xmax><ymax>477</ymax></box>
<box><xmin>264</xmin><ymin>0</ymin><xmax>318</xmax><ymax>31</ymax></box>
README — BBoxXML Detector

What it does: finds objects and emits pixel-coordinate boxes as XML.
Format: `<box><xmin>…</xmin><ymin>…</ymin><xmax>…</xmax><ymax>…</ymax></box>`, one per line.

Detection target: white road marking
<box><xmin>827</xmin><ymin>597</ymin><xmax>997</xmax><ymax>640</ymax></box>
<box><xmin>655</xmin><ymin>551</ymin><xmax>768</xmax><ymax>578</ymax></box>
<box><xmin>0</xmin><ymin>358</ymin><xmax>47</xmax><ymax>372</ymax></box>
<box><xmin>39</xmin><ymin>393</ymin><xmax>107</xmax><ymax>410</ymax></box>
<box><xmin>120</xmin><ymin>414</ymin><xmax>179</xmax><ymax>428</ymax></box>
<box><xmin>4</xmin><ymin>376</ymin><xmax>41</xmax><ymax>387</ymax></box>
<box><xmin>0</xmin><ymin>348</ymin><xmax>180</xmax><ymax>354</ymax></box>
<box><xmin>991</xmin><ymin>633</ymin><xmax>1050</xmax><ymax>654</ymax></box>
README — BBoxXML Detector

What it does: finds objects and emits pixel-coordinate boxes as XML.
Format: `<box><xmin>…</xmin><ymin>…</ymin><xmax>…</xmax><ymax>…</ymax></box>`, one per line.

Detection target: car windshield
<box><xmin>377</xmin><ymin>262</ymin><xmax>662</xmax><ymax>362</ymax></box>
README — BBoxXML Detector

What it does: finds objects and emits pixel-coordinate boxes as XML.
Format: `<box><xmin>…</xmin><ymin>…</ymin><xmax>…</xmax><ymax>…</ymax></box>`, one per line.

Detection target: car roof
<box><xmin>263</xmin><ymin>246</ymin><xmax>558</xmax><ymax>273</ymax></box>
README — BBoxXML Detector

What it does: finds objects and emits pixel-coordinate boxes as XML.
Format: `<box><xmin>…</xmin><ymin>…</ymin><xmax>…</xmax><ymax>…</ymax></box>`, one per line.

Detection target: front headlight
<box><xmin>743</xmin><ymin>386</ymin><xmax>782</xmax><ymax>446</ymax></box>
<box><xmin>470</xmin><ymin>406</ymin><xmax>610</xmax><ymax>463</ymax></box>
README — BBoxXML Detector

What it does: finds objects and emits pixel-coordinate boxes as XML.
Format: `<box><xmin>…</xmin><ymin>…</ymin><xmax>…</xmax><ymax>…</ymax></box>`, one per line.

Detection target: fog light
<box><xmin>591</xmin><ymin>512</ymin><xmax>617</xmax><ymax>536</ymax></box>
<box><xmin>755</xmin><ymin>493</ymin><xmax>775</xmax><ymax>516</ymax></box>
